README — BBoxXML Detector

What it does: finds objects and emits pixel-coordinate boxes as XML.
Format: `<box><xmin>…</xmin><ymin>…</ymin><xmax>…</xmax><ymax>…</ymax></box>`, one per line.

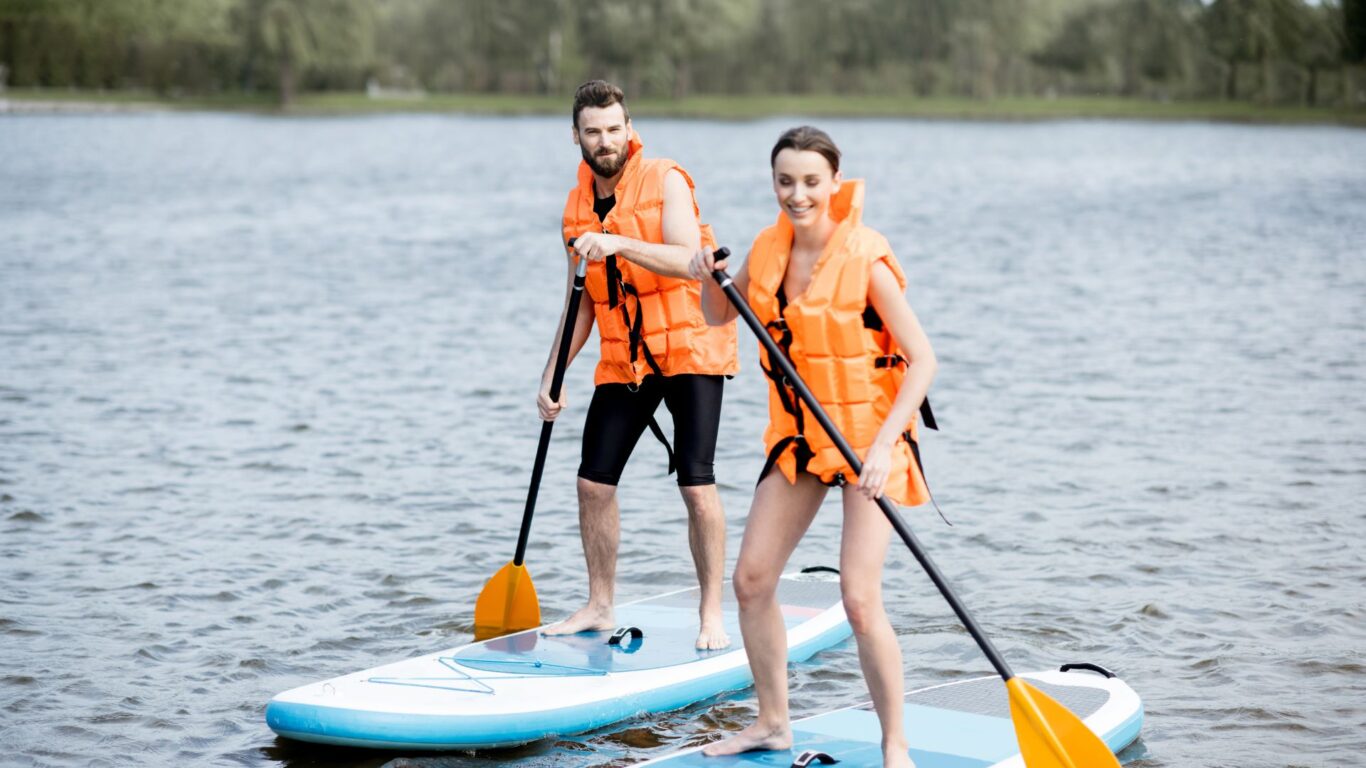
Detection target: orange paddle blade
<box><xmin>473</xmin><ymin>561</ymin><xmax>540</xmax><ymax>641</ymax></box>
<box><xmin>1007</xmin><ymin>677</ymin><xmax>1122</xmax><ymax>768</ymax></box>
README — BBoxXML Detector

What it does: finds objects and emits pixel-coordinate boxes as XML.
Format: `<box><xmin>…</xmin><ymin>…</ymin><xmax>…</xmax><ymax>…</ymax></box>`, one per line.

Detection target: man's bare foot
<box><xmin>696</xmin><ymin>616</ymin><xmax>731</xmax><ymax>650</ymax></box>
<box><xmin>883</xmin><ymin>740</ymin><xmax>915</xmax><ymax>768</ymax></box>
<box><xmin>702</xmin><ymin>721</ymin><xmax>791</xmax><ymax>756</ymax></box>
<box><xmin>541</xmin><ymin>604</ymin><xmax>615</xmax><ymax>636</ymax></box>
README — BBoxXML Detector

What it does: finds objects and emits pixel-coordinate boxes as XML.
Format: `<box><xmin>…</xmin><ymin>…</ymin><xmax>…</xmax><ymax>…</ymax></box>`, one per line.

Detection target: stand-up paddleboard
<box><xmin>267</xmin><ymin>570</ymin><xmax>851</xmax><ymax>750</ymax></box>
<box><xmin>641</xmin><ymin>664</ymin><xmax>1143</xmax><ymax>767</ymax></box>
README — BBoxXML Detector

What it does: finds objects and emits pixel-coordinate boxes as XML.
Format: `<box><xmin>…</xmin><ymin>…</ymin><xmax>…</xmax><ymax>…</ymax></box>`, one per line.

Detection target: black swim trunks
<box><xmin>578</xmin><ymin>373</ymin><xmax>723</xmax><ymax>487</ymax></box>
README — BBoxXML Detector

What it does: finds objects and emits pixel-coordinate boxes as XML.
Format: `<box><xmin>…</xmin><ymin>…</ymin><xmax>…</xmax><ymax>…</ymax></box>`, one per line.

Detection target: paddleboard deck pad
<box><xmin>641</xmin><ymin>664</ymin><xmax>1142</xmax><ymax>767</ymax></box>
<box><xmin>266</xmin><ymin>571</ymin><xmax>851</xmax><ymax>750</ymax></box>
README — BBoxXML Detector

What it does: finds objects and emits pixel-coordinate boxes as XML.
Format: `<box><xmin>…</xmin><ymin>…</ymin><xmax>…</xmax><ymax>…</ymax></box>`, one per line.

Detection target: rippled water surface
<box><xmin>2</xmin><ymin>113</ymin><xmax>1364</xmax><ymax>767</ymax></box>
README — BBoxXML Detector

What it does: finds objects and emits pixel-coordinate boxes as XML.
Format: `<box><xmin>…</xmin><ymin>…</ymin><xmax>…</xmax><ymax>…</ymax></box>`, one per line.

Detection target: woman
<box><xmin>689</xmin><ymin>126</ymin><xmax>936</xmax><ymax>767</ymax></box>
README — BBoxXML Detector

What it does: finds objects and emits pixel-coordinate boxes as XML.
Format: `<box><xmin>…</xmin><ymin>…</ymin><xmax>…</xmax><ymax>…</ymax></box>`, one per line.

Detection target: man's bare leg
<box><xmin>680</xmin><ymin>483</ymin><xmax>728</xmax><ymax>650</ymax></box>
<box><xmin>543</xmin><ymin>477</ymin><xmax>619</xmax><ymax>635</ymax></box>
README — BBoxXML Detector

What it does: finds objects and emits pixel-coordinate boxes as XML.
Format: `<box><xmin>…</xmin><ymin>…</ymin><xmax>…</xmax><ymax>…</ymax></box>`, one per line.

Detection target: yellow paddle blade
<box><xmin>473</xmin><ymin>561</ymin><xmax>540</xmax><ymax>641</ymax></box>
<box><xmin>1007</xmin><ymin>677</ymin><xmax>1122</xmax><ymax>768</ymax></box>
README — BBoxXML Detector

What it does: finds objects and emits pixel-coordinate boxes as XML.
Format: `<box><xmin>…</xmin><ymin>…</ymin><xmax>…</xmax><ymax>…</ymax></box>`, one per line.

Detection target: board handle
<box><xmin>1059</xmin><ymin>662</ymin><xmax>1117</xmax><ymax>679</ymax></box>
<box><xmin>607</xmin><ymin>626</ymin><xmax>643</xmax><ymax>646</ymax></box>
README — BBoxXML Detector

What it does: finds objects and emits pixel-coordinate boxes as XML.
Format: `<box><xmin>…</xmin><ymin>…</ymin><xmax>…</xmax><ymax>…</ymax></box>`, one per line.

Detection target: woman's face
<box><xmin>772</xmin><ymin>148</ymin><xmax>841</xmax><ymax>227</ymax></box>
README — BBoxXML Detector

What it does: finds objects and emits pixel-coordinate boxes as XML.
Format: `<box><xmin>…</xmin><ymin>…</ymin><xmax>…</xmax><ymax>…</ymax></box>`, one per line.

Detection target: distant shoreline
<box><xmin>3</xmin><ymin>89</ymin><xmax>1364</xmax><ymax>127</ymax></box>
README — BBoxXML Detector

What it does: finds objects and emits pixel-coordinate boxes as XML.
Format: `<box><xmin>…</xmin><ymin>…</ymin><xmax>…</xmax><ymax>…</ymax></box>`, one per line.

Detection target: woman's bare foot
<box><xmin>541</xmin><ymin>603</ymin><xmax>615</xmax><ymax>635</ymax></box>
<box><xmin>696</xmin><ymin>615</ymin><xmax>731</xmax><ymax>650</ymax></box>
<box><xmin>883</xmin><ymin>739</ymin><xmax>915</xmax><ymax>768</ymax></box>
<box><xmin>702</xmin><ymin>721</ymin><xmax>792</xmax><ymax>756</ymax></box>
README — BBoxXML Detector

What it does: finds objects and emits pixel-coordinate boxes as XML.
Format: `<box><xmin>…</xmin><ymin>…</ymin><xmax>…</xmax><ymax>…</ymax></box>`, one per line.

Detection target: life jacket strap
<box><xmin>757</xmin><ymin>289</ymin><xmax>815</xmax><ymax>484</ymax></box>
<box><xmin>604</xmin><ymin>252</ymin><xmax>673</xmax><ymax>475</ymax></box>
<box><xmin>905</xmin><ymin>430</ymin><xmax>950</xmax><ymax>526</ymax></box>
<box><xmin>646</xmin><ymin>415</ymin><xmax>676</xmax><ymax>476</ymax></box>
<box><xmin>757</xmin><ymin>434</ymin><xmax>813</xmax><ymax>488</ymax></box>
<box><xmin>862</xmin><ymin>305</ymin><xmax>884</xmax><ymax>331</ymax></box>
<box><xmin>606</xmin><ymin>254</ymin><xmax>621</xmax><ymax>309</ymax></box>
<box><xmin>607</xmin><ymin>257</ymin><xmax>665</xmax><ymax>382</ymax></box>
<box><xmin>872</xmin><ymin>355</ymin><xmax>936</xmax><ymax>430</ymax></box>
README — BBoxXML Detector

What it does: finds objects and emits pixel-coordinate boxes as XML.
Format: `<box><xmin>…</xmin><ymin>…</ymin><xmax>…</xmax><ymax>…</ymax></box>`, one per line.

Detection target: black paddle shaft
<box><xmin>514</xmin><ymin>243</ymin><xmax>588</xmax><ymax>566</ymax></box>
<box><xmin>710</xmin><ymin>253</ymin><xmax>1016</xmax><ymax>682</ymax></box>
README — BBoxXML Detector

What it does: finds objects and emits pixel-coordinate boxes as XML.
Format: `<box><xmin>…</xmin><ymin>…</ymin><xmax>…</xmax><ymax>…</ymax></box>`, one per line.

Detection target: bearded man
<box><xmin>538</xmin><ymin>80</ymin><xmax>738</xmax><ymax>650</ymax></box>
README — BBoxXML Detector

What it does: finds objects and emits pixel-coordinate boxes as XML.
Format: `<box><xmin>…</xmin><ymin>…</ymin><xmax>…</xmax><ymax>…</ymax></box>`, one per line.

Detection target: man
<box><xmin>539</xmin><ymin>80</ymin><xmax>738</xmax><ymax>650</ymax></box>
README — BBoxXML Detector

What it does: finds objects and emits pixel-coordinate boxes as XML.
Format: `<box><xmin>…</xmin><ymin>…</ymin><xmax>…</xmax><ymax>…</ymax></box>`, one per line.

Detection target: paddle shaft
<box><xmin>711</xmin><ymin>261</ymin><xmax>1016</xmax><ymax>683</ymax></box>
<box><xmin>514</xmin><ymin>249</ymin><xmax>588</xmax><ymax>566</ymax></box>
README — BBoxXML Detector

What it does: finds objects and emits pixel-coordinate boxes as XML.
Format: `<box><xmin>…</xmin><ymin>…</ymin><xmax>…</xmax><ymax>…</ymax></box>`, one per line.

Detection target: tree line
<box><xmin>2</xmin><ymin>0</ymin><xmax>1363</xmax><ymax>107</ymax></box>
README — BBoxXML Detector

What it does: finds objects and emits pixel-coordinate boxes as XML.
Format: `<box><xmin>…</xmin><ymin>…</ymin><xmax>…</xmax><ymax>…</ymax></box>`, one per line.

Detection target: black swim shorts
<box><xmin>578</xmin><ymin>374</ymin><xmax>723</xmax><ymax>487</ymax></box>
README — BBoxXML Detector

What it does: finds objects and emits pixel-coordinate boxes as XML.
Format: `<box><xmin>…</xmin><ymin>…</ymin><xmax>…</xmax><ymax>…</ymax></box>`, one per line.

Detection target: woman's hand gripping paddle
<box><xmin>474</xmin><ymin>242</ymin><xmax>588</xmax><ymax>640</ymax></box>
<box><xmin>708</xmin><ymin>251</ymin><xmax>1121</xmax><ymax>768</ymax></box>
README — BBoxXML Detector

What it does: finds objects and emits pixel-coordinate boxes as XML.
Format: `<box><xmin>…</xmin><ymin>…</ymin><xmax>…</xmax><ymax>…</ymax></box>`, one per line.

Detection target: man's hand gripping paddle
<box><xmin>474</xmin><ymin>241</ymin><xmax>588</xmax><ymax>640</ymax></box>
<box><xmin>708</xmin><ymin>250</ymin><xmax>1121</xmax><ymax>768</ymax></box>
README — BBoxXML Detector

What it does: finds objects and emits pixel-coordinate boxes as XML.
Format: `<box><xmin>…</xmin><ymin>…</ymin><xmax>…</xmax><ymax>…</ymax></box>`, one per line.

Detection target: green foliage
<box><xmin>245</xmin><ymin>0</ymin><xmax>373</xmax><ymax>102</ymax></box>
<box><xmin>1346</xmin><ymin>0</ymin><xmax>1366</xmax><ymax>61</ymax></box>
<box><xmin>1035</xmin><ymin>0</ymin><xmax>1204</xmax><ymax>95</ymax></box>
<box><xmin>0</xmin><ymin>0</ymin><xmax>1358</xmax><ymax>106</ymax></box>
<box><xmin>0</xmin><ymin>0</ymin><xmax>236</xmax><ymax>90</ymax></box>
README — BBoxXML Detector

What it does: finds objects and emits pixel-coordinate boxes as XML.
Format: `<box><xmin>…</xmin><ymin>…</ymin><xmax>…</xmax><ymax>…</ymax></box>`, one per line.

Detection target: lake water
<box><xmin>1</xmin><ymin>112</ymin><xmax>1363</xmax><ymax>767</ymax></box>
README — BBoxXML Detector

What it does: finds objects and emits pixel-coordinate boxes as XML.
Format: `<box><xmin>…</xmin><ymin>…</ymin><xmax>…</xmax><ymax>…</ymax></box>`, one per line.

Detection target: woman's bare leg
<box><xmin>840</xmin><ymin>486</ymin><xmax>914</xmax><ymax>768</ymax></box>
<box><xmin>703</xmin><ymin>471</ymin><xmax>826</xmax><ymax>756</ymax></box>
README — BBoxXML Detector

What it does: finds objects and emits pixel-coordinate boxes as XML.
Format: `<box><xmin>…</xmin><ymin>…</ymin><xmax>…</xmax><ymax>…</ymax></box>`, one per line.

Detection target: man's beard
<box><xmin>583</xmin><ymin>145</ymin><xmax>627</xmax><ymax>177</ymax></box>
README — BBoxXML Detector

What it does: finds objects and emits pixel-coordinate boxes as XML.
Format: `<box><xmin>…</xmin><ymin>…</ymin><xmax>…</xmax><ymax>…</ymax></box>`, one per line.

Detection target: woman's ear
<box><xmin>832</xmin><ymin>169</ymin><xmax>843</xmax><ymax>191</ymax></box>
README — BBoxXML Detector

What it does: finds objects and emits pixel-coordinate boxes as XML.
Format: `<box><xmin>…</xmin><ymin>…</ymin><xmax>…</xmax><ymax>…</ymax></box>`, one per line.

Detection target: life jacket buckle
<box><xmin>874</xmin><ymin>354</ymin><xmax>906</xmax><ymax>369</ymax></box>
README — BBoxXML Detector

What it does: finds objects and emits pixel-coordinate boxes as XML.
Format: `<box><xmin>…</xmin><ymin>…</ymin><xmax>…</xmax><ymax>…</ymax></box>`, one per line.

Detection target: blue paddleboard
<box><xmin>640</xmin><ymin>665</ymin><xmax>1143</xmax><ymax>767</ymax></box>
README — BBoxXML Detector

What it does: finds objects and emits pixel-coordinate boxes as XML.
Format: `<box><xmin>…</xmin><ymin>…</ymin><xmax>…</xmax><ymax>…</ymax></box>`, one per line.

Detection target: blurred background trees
<box><xmin>1</xmin><ymin>0</ymin><xmax>1361</xmax><ymax>106</ymax></box>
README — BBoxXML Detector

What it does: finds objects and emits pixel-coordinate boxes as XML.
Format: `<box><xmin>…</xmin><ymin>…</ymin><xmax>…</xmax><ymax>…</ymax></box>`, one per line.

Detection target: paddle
<box><xmin>474</xmin><ymin>241</ymin><xmax>588</xmax><ymax>641</ymax></box>
<box><xmin>708</xmin><ymin>251</ymin><xmax>1121</xmax><ymax>768</ymax></box>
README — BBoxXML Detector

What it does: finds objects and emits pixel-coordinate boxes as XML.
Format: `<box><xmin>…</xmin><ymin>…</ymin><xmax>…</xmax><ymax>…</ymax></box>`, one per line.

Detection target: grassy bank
<box><xmin>5</xmin><ymin>88</ymin><xmax>1364</xmax><ymax>126</ymax></box>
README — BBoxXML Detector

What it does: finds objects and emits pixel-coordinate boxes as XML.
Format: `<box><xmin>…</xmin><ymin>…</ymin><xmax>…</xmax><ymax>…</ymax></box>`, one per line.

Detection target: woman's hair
<box><xmin>770</xmin><ymin>126</ymin><xmax>841</xmax><ymax>173</ymax></box>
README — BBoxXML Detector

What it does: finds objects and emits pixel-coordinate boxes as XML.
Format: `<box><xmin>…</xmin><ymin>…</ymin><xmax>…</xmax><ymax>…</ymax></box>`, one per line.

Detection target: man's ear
<box><xmin>571</xmin><ymin>124</ymin><xmax>580</xmax><ymax>146</ymax></box>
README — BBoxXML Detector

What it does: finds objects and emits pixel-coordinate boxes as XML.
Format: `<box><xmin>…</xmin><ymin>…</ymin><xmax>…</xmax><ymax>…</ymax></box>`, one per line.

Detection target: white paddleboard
<box><xmin>266</xmin><ymin>570</ymin><xmax>851</xmax><ymax>750</ymax></box>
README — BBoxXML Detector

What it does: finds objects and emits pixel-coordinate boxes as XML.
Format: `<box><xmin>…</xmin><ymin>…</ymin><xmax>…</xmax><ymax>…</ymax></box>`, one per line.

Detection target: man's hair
<box><xmin>572</xmin><ymin>80</ymin><xmax>630</xmax><ymax>129</ymax></box>
<box><xmin>770</xmin><ymin>125</ymin><xmax>841</xmax><ymax>173</ymax></box>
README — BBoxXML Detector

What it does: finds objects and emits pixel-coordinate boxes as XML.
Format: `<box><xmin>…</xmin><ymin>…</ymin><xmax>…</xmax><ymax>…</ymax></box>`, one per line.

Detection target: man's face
<box><xmin>573</xmin><ymin>103</ymin><xmax>630</xmax><ymax>178</ymax></box>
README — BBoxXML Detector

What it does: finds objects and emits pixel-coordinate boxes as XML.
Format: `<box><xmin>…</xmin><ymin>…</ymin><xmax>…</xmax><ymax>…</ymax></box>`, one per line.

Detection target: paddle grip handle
<box><xmin>710</xmin><ymin>252</ymin><xmax>1016</xmax><ymax>683</ymax></box>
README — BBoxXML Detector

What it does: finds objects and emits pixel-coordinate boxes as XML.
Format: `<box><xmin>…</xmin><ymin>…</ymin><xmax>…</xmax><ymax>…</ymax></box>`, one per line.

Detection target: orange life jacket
<box><xmin>562</xmin><ymin>131</ymin><xmax>738</xmax><ymax>387</ymax></box>
<box><xmin>745</xmin><ymin>179</ymin><xmax>936</xmax><ymax>507</ymax></box>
